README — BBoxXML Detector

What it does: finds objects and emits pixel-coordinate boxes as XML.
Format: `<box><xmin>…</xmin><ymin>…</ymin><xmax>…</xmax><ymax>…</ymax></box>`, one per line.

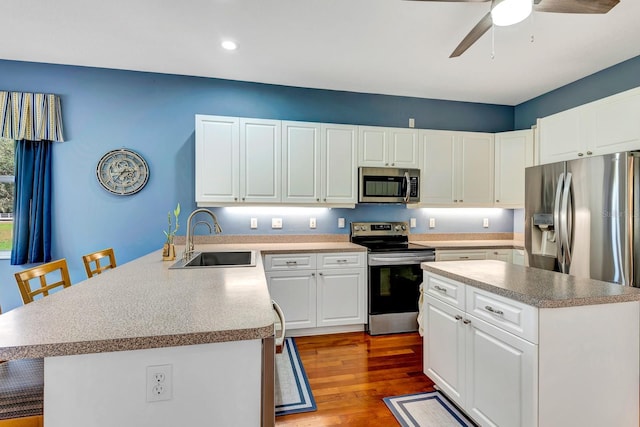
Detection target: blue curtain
<box><xmin>10</xmin><ymin>140</ymin><xmax>52</xmax><ymax>264</ymax></box>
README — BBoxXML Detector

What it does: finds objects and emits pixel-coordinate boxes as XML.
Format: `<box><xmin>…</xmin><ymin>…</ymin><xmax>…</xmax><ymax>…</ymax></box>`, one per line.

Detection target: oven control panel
<box><xmin>351</xmin><ymin>221</ymin><xmax>409</xmax><ymax>237</ymax></box>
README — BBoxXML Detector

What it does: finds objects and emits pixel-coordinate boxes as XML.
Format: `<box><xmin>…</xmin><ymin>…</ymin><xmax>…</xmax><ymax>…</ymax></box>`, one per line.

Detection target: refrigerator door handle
<box><xmin>560</xmin><ymin>172</ymin><xmax>573</xmax><ymax>268</ymax></box>
<box><xmin>554</xmin><ymin>173</ymin><xmax>565</xmax><ymax>270</ymax></box>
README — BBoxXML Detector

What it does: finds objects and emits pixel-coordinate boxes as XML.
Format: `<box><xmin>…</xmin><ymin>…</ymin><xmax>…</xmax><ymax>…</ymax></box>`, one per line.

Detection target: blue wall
<box><xmin>514</xmin><ymin>55</ymin><xmax>640</xmax><ymax>129</ymax></box>
<box><xmin>0</xmin><ymin>59</ymin><xmax>514</xmax><ymax>311</ymax></box>
<box><xmin>1</xmin><ymin>53</ymin><xmax>638</xmax><ymax>311</ymax></box>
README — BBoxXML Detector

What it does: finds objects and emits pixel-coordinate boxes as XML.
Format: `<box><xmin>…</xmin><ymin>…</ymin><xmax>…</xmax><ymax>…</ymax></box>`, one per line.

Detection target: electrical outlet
<box><xmin>250</xmin><ymin>218</ymin><xmax>258</xmax><ymax>229</ymax></box>
<box><xmin>338</xmin><ymin>218</ymin><xmax>345</xmax><ymax>228</ymax></box>
<box><xmin>309</xmin><ymin>218</ymin><xmax>316</xmax><ymax>229</ymax></box>
<box><xmin>429</xmin><ymin>218</ymin><xmax>436</xmax><ymax>228</ymax></box>
<box><xmin>272</xmin><ymin>218</ymin><xmax>282</xmax><ymax>229</ymax></box>
<box><xmin>483</xmin><ymin>218</ymin><xmax>489</xmax><ymax>228</ymax></box>
<box><xmin>409</xmin><ymin>118</ymin><xmax>415</xmax><ymax>128</ymax></box>
<box><xmin>147</xmin><ymin>364</ymin><xmax>172</xmax><ymax>402</ymax></box>
<box><xmin>410</xmin><ymin>218</ymin><xmax>417</xmax><ymax>228</ymax></box>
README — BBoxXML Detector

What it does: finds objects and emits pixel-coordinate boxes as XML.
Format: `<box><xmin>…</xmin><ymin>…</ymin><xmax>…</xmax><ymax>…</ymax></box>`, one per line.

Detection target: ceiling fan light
<box><xmin>491</xmin><ymin>0</ymin><xmax>532</xmax><ymax>27</ymax></box>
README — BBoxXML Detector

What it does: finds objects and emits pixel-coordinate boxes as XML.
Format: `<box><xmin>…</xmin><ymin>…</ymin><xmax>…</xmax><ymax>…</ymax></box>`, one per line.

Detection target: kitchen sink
<box><xmin>169</xmin><ymin>250</ymin><xmax>256</xmax><ymax>269</ymax></box>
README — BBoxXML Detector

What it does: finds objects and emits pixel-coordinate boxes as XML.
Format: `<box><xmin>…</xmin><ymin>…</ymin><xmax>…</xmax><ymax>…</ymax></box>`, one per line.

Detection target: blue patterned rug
<box><xmin>275</xmin><ymin>338</ymin><xmax>317</xmax><ymax>416</ymax></box>
<box><xmin>384</xmin><ymin>391</ymin><xmax>475</xmax><ymax>426</ymax></box>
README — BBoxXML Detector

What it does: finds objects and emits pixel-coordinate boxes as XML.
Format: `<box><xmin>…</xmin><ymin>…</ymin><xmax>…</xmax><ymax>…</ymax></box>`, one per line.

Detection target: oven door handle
<box><xmin>368</xmin><ymin>255</ymin><xmax>435</xmax><ymax>266</ymax></box>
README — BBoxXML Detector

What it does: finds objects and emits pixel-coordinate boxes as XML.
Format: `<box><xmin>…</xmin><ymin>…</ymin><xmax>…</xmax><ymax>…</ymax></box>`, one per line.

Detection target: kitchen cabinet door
<box><xmin>322</xmin><ymin>124</ymin><xmax>358</xmax><ymax>205</ymax></box>
<box><xmin>494</xmin><ymin>129</ymin><xmax>534</xmax><ymax>208</ymax></box>
<box><xmin>195</xmin><ymin>115</ymin><xmax>240</xmax><ymax>204</ymax></box>
<box><xmin>586</xmin><ymin>87</ymin><xmax>640</xmax><ymax>154</ymax></box>
<box><xmin>421</xmin><ymin>130</ymin><xmax>457</xmax><ymax>204</ymax></box>
<box><xmin>388</xmin><ymin>127</ymin><xmax>419</xmax><ymax>168</ymax></box>
<box><xmin>458</xmin><ymin>132</ymin><xmax>494</xmax><ymax>206</ymax></box>
<box><xmin>538</xmin><ymin>108</ymin><xmax>583</xmax><ymax>165</ymax></box>
<box><xmin>423</xmin><ymin>295</ymin><xmax>466</xmax><ymax>408</ymax></box>
<box><xmin>282</xmin><ymin>121</ymin><xmax>321</xmax><ymax>204</ymax></box>
<box><xmin>316</xmin><ymin>268</ymin><xmax>365</xmax><ymax>327</ymax></box>
<box><xmin>465</xmin><ymin>315</ymin><xmax>537</xmax><ymax>427</ymax></box>
<box><xmin>240</xmin><ymin>118</ymin><xmax>281</xmax><ymax>203</ymax></box>
<box><xmin>266</xmin><ymin>270</ymin><xmax>316</xmax><ymax>330</ymax></box>
<box><xmin>486</xmin><ymin>249</ymin><xmax>512</xmax><ymax>263</ymax></box>
<box><xmin>358</xmin><ymin>126</ymin><xmax>419</xmax><ymax>168</ymax></box>
<box><xmin>358</xmin><ymin>126</ymin><xmax>388</xmax><ymax>166</ymax></box>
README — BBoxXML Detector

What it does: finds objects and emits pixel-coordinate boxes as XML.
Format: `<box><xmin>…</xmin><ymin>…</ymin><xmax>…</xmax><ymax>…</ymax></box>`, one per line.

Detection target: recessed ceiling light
<box><xmin>221</xmin><ymin>40</ymin><xmax>237</xmax><ymax>51</ymax></box>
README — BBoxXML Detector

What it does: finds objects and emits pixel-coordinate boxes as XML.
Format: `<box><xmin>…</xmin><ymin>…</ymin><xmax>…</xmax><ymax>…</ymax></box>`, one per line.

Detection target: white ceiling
<box><xmin>3</xmin><ymin>0</ymin><xmax>640</xmax><ymax>106</ymax></box>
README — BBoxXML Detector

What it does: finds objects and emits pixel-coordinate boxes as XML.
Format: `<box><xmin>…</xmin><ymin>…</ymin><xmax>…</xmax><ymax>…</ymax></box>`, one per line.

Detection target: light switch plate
<box><xmin>410</xmin><ymin>218</ymin><xmax>417</xmax><ymax>228</ymax></box>
<box><xmin>338</xmin><ymin>218</ymin><xmax>345</xmax><ymax>228</ymax></box>
<box><xmin>272</xmin><ymin>218</ymin><xmax>282</xmax><ymax>229</ymax></box>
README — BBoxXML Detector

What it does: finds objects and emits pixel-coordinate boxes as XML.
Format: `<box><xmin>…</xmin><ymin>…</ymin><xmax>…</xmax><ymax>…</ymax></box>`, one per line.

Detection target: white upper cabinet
<box><xmin>538</xmin><ymin>86</ymin><xmax>640</xmax><ymax>165</ymax></box>
<box><xmin>239</xmin><ymin>118</ymin><xmax>281</xmax><ymax>203</ymax></box>
<box><xmin>281</xmin><ymin>121</ymin><xmax>357</xmax><ymax>206</ymax></box>
<box><xmin>494</xmin><ymin>129</ymin><xmax>534</xmax><ymax>208</ymax></box>
<box><xmin>322</xmin><ymin>124</ymin><xmax>358</xmax><ymax>205</ymax></box>
<box><xmin>195</xmin><ymin>115</ymin><xmax>240</xmax><ymax>204</ymax></box>
<box><xmin>358</xmin><ymin>126</ymin><xmax>419</xmax><ymax>168</ymax></box>
<box><xmin>196</xmin><ymin>116</ymin><xmax>357</xmax><ymax>207</ymax></box>
<box><xmin>421</xmin><ymin>130</ymin><xmax>494</xmax><ymax>207</ymax></box>
<box><xmin>282</xmin><ymin>121</ymin><xmax>322</xmax><ymax>204</ymax></box>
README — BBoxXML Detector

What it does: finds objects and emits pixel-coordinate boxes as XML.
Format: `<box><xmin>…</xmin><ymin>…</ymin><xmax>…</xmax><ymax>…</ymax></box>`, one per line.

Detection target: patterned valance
<box><xmin>0</xmin><ymin>91</ymin><xmax>64</xmax><ymax>142</ymax></box>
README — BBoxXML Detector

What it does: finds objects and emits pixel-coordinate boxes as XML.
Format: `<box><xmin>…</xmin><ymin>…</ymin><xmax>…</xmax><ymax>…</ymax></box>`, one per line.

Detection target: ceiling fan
<box><xmin>410</xmin><ymin>0</ymin><xmax>620</xmax><ymax>57</ymax></box>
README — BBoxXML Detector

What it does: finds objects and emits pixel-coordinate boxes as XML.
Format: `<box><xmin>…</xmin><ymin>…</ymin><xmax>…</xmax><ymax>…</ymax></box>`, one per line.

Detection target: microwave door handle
<box><xmin>403</xmin><ymin>172</ymin><xmax>410</xmax><ymax>203</ymax></box>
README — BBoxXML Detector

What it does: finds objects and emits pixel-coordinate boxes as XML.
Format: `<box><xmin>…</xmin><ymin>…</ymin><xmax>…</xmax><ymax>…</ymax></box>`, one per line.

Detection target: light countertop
<box><xmin>0</xmin><ymin>242</ymin><xmax>366</xmax><ymax>360</ymax></box>
<box><xmin>422</xmin><ymin>260</ymin><xmax>640</xmax><ymax>308</ymax></box>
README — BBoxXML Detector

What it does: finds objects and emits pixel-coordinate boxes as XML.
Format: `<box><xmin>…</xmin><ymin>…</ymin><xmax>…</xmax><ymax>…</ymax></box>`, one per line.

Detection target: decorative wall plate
<box><xmin>96</xmin><ymin>148</ymin><xmax>149</xmax><ymax>195</ymax></box>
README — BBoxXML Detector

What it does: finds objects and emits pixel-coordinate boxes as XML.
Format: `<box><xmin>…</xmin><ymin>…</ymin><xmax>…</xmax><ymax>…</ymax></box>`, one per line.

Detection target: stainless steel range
<box><xmin>350</xmin><ymin>221</ymin><xmax>435</xmax><ymax>335</ymax></box>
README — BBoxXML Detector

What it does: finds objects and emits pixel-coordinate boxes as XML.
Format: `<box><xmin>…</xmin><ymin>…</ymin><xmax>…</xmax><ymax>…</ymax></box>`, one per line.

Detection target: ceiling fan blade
<box><xmin>450</xmin><ymin>11</ymin><xmax>493</xmax><ymax>58</ymax></box>
<box><xmin>534</xmin><ymin>0</ymin><xmax>619</xmax><ymax>14</ymax></box>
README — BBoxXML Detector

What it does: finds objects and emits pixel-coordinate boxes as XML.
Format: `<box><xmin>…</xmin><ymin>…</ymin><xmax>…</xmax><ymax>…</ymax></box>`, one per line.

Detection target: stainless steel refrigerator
<box><xmin>525</xmin><ymin>151</ymin><xmax>640</xmax><ymax>286</ymax></box>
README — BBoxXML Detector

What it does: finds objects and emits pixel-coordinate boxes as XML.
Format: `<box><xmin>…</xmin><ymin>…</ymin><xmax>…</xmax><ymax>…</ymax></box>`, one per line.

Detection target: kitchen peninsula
<box><xmin>0</xmin><ymin>241</ymin><xmax>364</xmax><ymax>427</ymax></box>
<box><xmin>421</xmin><ymin>260</ymin><xmax>640</xmax><ymax>427</ymax></box>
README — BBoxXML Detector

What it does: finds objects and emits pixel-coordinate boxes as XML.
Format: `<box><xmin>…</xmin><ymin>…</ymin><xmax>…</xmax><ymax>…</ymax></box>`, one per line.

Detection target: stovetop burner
<box><xmin>349</xmin><ymin>221</ymin><xmax>434</xmax><ymax>253</ymax></box>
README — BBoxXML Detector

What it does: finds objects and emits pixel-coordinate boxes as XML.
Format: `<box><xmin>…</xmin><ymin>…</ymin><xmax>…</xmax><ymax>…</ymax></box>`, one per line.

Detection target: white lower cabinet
<box><xmin>424</xmin><ymin>292</ymin><xmax>536</xmax><ymax>427</ymax></box>
<box><xmin>264</xmin><ymin>252</ymin><xmax>366</xmax><ymax>331</ymax></box>
<box><xmin>423</xmin><ymin>270</ymin><xmax>640</xmax><ymax>427</ymax></box>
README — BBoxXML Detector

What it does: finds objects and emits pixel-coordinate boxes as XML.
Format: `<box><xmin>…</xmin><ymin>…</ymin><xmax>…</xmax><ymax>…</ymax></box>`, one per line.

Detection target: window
<box><xmin>0</xmin><ymin>138</ymin><xmax>14</xmax><ymax>258</ymax></box>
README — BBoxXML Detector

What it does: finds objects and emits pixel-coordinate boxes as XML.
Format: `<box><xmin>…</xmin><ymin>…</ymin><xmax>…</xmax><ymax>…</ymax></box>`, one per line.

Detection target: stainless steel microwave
<box><xmin>358</xmin><ymin>167</ymin><xmax>420</xmax><ymax>203</ymax></box>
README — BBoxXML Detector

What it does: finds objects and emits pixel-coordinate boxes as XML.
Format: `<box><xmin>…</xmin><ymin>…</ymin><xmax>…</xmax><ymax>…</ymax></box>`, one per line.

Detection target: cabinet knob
<box><xmin>242</xmin><ymin>197</ymin><xmax>246</xmax><ymax>201</ymax></box>
<box><xmin>496</xmin><ymin>199</ymin><xmax>500</xmax><ymax>202</ymax></box>
<box><xmin>311</xmin><ymin>272</ymin><xmax>315</xmax><ymax>277</ymax></box>
<box><xmin>385</xmin><ymin>163</ymin><xmax>389</xmax><ymax>166</ymax></box>
<box><xmin>459</xmin><ymin>200</ymin><xmax>463</xmax><ymax>202</ymax></box>
<box><xmin>234</xmin><ymin>197</ymin><xmax>238</xmax><ymax>201</ymax></box>
<box><xmin>316</xmin><ymin>198</ymin><xmax>320</xmax><ymax>202</ymax></box>
<box><xmin>453</xmin><ymin>200</ymin><xmax>458</xmax><ymax>203</ymax></box>
<box><xmin>454</xmin><ymin>315</ymin><xmax>463</xmax><ymax>321</ymax></box>
<box><xmin>391</xmin><ymin>163</ymin><xmax>395</xmax><ymax>166</ymax></box>
<box><xmin>463</xmin><ymin>319</ymin><xmax>471</xmax><ymax>324</ymax></box>
<box><xmin>319</xmin><ymin>272</ymin><xmax>323</xmax><ymax>276</ymax></box>
<box><xmin>587</xmin><ymin>151</ymin><xmax>593</xmax><ymax>155</ymax></box>
<box><xmin>324</xmin><ymin>198</ymin><xmax>327</xmax><ymax>202</ymax></box>
<box><xmin>578</xmin><ymin>152</ymin><xmax>584</xmax><ymax>157</ymax></box>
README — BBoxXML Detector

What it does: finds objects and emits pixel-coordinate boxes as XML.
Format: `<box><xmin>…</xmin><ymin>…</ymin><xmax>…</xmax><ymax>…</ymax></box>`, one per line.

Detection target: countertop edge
<box><xmin>422</xmin><ymin>262</ymin><xmax>640</xmax><ymax>309</ymax></box>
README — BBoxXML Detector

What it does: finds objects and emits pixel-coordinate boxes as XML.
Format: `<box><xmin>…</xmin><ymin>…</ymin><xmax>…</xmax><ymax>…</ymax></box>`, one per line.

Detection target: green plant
<box><xmin>163</xmin><ymin>203</ymin><xmax>180</xmax><ymax>244</ymax></box>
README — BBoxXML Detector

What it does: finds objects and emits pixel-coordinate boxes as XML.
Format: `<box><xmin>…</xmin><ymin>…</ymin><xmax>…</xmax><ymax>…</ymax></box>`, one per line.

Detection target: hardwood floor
<box><xmin>276</xmin><ymin>332</ymin><xmax>435</xmax><ymax>426</ymax></box>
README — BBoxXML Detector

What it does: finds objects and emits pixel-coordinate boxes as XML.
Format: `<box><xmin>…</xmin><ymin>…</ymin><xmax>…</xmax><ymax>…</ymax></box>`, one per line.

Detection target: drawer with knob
<box><xmin>263</xmin><ymin>253</ymin><xmax>316</xmax><ymax>271</ymax></box>
<box><xmin>318</xmin><ymin>252</ymin><xmax>365</xmax><ymax>269</ymax></box>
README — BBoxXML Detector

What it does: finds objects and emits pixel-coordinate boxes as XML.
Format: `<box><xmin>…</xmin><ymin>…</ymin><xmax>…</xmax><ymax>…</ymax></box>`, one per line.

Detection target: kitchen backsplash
<box><xmin>204</xmin><ymin>205</ymin><xmax>517</xmax><ymax>236</ymax></box>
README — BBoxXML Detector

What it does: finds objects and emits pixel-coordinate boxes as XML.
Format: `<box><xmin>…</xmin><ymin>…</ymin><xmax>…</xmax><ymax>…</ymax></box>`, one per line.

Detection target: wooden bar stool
<box><xmin>14</xmin><ymin>259</ymin><xmax>72</xmax><ymax>305</ymax></box>
<box><xmin>0</xmin><ymin>308</ymin><xmax>43</xmax><ymax>427</ymax></box>
<box><xmin>82</xmin><ymin>248</ymin><xmax>116</xmax><ymax>278</ymax></box>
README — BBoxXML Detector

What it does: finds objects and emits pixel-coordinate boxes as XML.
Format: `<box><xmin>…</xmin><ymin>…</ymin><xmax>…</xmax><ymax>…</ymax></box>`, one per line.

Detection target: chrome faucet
<box><xmin>183</xmin><ymin>208</ymin><xmax>223</xmax><ymax>260</ymax></box>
